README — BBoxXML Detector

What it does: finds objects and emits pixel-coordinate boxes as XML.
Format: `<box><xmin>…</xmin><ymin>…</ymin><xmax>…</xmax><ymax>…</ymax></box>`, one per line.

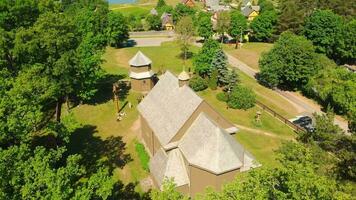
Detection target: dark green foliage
<box><xmin>189</xmin><ymin>76</ymin><xmax>208</xmax><ymax>91</ymax></box>
<box><xmin>259</xmin><ymin>32</ymin><xmax>320</xmax><ymax>89</ymax></box>
<box><xmin>307</xmin><ymin>67</ymin><xmax>356</xmax><ymax>115</ymax></box>
<box><xmin>227</xmin><ymin>85</ymin><xmax>256</xmax><ymax>110</ymax></box>
<box><xmin>193</xmin><ymin>39</ymin><xmax>221</xmax><ymax>76</ymax></box>
<box><xmin>0</xmin><ymin>1</ymin><xmax>133</xmax><ymax>199</ymax></box>
<box><xmin>156</xmin><ymin>0</ymin><xmax>166</xmax><ymax>9</ymax></box>
<box><xmin>106</xmin><ymin>11</ymin><xmax>129</xmax><ymax>47</ymax></box>
<box><xmin>303</xmin><ymin>10</ymin><xmax>343</xmax><ymax>60</ymax></box>
<box><xmin>298</xmin><ymin>111</ymin><xmax>356</xmax><ymax>181</ymax></box>
<box><xmin>146</xmin><ymin>14</ymin><xmax>162</xmax><ymax>31</ymax></box>
<box><xmin>172</xmin><ymin>3</ymin><xmax>196</xmax><ymax>23</ymax></box>
<box><xmin>135</xmin><ymin>142</ymin><xmax>150</xmax><ymax>172</ymax></box>
<box><xmin>277</xmin><ymin>0</ymin><xmax>355</xmax><ymax>34</ymax></box>
<box><xmin>228</xmin><ymin>11</ymin><xmax>247</xmax><ymax>43</ymax></box>
<box><xmin>208</xmin><ymin>69</ymin><xmax>218</xmax><ymax>90</ymax></box>
<box><xmin>197</xmin><ymin>12</ymin><xmax>213</xmax><ymax>40</ymax></box>
<box><xmin>216</xmin><ymin>92</ymin><xmax>228</xmax><ymax>102</ymax></box>
<box><xmin>336</xmin><ymin>19</ymin><xmax>356</xmax><ymax>64</ymax></box>
<box><xmin>259</xmin><ymin>0</ymin><xmax>275</xmax><ymax>13</ymax></box>
<box><xmin>250</xmin><ymin>10</ymin><xmax>277</xmax><ymax>42</ymax></box>
<box><xmin>210</xmin><ymin>49</ymin><xmax>229</xmax><ymax>86</ymax></box>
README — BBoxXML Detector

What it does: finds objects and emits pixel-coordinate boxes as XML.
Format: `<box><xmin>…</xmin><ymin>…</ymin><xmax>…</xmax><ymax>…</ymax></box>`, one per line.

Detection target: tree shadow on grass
<box><xmin>109</xmin><ymin>182</ymin><xmax>151</xmax><ymax>200</ymax></box>
<box><xmin>67</xmin><ymin>124</ymin><xmax>132</xmax><ymax>173</ymax></box>
<box><xmin>86</xmin><ymin>73</ymin><xmax>127</xmax><ymax>105</ymax></box>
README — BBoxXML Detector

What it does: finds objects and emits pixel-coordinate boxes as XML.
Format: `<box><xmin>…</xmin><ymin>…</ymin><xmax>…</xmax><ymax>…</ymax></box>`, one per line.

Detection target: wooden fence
<box><xmin>255</xmin><ymin>100</ymin><xmax>306</xmax><ymax>133</ymax></box>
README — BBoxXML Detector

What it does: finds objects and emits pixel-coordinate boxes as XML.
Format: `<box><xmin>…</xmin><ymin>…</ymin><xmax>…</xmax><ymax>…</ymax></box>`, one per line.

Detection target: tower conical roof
<box><xmin>178</xmin><ymin>70</ymin><xmax>190</xmax><ymax>81</ymax></box>
<box><xmin>129</xmin><ymin>51</ymin><xmax>152</xmax><ymax>66</ymax></box>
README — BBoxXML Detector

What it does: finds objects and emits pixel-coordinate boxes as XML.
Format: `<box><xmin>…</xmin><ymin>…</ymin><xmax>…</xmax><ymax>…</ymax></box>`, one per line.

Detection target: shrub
<box><xmin>208</xmin><ymin>69</ymin><xmax>218</xmax><ymax>90</ymax></box>
<box><xmin>227</xmin><ymin>85</ymin><xmax>256</xmax><ymax>110</ymax></box>
<box><xmin>135</xmin><ymin>142</ymin><xmax>150</xmax><ymax>172</ymax></box>
<box><xmin>216</xmin><ymin>92</ymin><xmax>228</xmax><ymax>102</ymax></box>
<box><xmin>189</xmin><ymin>76</ymin><xmax>208</xmax><ymax>91</ymax></box>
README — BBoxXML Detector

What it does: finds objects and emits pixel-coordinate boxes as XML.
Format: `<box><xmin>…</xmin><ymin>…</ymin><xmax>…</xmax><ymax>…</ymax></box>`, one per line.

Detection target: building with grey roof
<box><xmin>137</xmin><ymin>71</ymin><xmax>259</xmax><ymax>196</ymax></box>
<box><xmin>129</xmin><ymin>51</ymin><xmax>155</xmax><ymax>92</ymax></box>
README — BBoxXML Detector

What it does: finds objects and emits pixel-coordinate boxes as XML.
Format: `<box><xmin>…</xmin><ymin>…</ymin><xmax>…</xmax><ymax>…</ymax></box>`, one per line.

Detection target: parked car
<box><xmin>291</xmin><ymin>115</ymin><xmax>315</xmax><ymax>132</ymax></box>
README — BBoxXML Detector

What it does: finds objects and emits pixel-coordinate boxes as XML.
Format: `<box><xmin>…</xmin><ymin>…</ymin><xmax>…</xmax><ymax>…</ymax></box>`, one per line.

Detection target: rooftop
<box><xmin>138</xmin><ymin>71</ymin><xmax>203</xmax><ymax>145</ymax></box>
<box><xmin>178</xmin><ymin>113</ymin><xmax>257</xmax><ymax>174</ymax></box>
<box><xmin>129</xmin><ymin>51</ymin><xmax>152</xmax><ymax>67</ymax></box>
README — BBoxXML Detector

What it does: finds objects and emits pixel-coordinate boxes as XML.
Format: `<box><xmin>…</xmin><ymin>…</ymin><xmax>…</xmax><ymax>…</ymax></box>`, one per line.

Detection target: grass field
<box><xmin>110</xmin><ymin>4</ymin><xmax>154</xmax><ymax>16</ymax></box>
<box><xmin>103</xmin><ymin>42</ymin><xmax>200</xmax><ymax>75</ymax></box>
<box><xmin>224</xmin><ymin>42</ymin><xmax>273</xmax><ymax>70</ymax></box>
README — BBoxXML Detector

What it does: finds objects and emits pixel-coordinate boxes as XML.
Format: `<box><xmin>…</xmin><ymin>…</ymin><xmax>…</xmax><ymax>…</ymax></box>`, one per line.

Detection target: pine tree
<box><xmin>226</xmin><ymin>69</ymin><xmax>239</xmax><ymax>91</ymax></box>
<box><xmin>210</xmin><ymin>49</ymin><xmax>229</xmax><ymax>86</ymax></box>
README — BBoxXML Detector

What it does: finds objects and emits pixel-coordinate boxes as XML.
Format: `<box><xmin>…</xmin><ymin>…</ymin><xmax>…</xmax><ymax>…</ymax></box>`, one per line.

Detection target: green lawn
<box><xmin>224</xmin><ymin>42</ymin><xmax>273</xmax><ymax>70</ymax></box>
<box><xmin>104</xmin><ymin>42</ymin><xmax>200</xmax><ymax>75</ymax></box>
<box><xmin>110</xmin><ymin>4</ymin><xmax>154</xmax><ymax>17</ymax></box>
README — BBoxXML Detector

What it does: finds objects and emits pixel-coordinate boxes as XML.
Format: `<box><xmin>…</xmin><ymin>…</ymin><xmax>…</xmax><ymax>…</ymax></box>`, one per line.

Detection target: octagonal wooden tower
<box><xmin>129</xmin><ymin>51</ymin><xmax>155</xmax><ymax>92</ymax></box>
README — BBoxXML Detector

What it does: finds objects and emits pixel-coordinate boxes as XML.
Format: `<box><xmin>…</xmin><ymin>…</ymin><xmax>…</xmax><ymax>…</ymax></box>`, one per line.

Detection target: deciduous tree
<box><xmin>250</xmin><ymin>10</ymin><xmax>277</xmax><ymax>42</ymax></box>
<box><xmin>259</xmin><ymin>32</ymin><xmax>320</xmax><ymax>89</ymax></box>
<box><xmin>106</xmin><ymin>11</ymin><xmax>129</xmax><ymax>47</ymax></box>
<box><xmin>228</xmin><ymin>11</ymin><xmax>247</xmax><ymax>48</ymax></box>
<box><xmin>176</xmin><ymin>16</ymin><xmax>194</xmax><ymax>64</ymax></box>
<box><xmin>197</xmin><ymin>12</ymin><xmax>213</xmax><ymax>40</ymax></box>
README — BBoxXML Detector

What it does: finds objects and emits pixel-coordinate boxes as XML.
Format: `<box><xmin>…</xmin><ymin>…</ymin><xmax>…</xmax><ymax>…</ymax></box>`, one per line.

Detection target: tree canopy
<box><xmin>258</xmin><ymin>32</ymin><xmax>320</xmax><ymax>89</ymax></box>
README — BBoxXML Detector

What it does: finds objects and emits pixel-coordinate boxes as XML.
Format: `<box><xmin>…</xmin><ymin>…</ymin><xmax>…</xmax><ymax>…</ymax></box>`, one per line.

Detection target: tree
<box><xmin>197</xmin><ymin>12</ymin><xmax>213</xmax><ymax>40</ymax></box>
<box><xmin>146</xmin><ymin>14</ymin><xmax>162</xmax><ymax>31</ymax></box>
<box><xmin>176</xmin><ymin>16</ymin><xmax>194</xmax><ymax>64</ymax></box>
<box><xmin>336</xmin><ymin>19</ymin><xmax>356</xmax><ymax>64</ymax></box>
<box><xmin>189</xmin><ymin>76</ymin><xmax>208</xmax><ymax>91</ymax></box>
<box><xmin>208</xmin><ymin>69</ymin><xmax>218</xmax><ymax>90</ymax></box>
<box><xmin>0</xmin><ymin>144</ymin><xmax>116</xmax><ymax>199</ymax></box>
<box><xmin>259</xmin><ymin>32</ymin><xmax>320</xmax><ymax>89</ymax></box>
<box><xmin>106</xmin><ymin>11</ymin><xmax>129</xmax><ymax>47</ymax></box>
<box><xmin>259</xmin><ymin>0</ymin><xmax>275</xmax><ymax>13</ymax></box>
<box><xmin>156</xmin><ymin>0</ymin><xmax>166</xmax><ymax>9</ymax></box>
<box><xmin>193</xmin><ymin>39</ymin><xmax>221</xmax><ymax>76</ymax></box>
<box><xmin>226</xmin><ymin>69</ymin><xmax>239</xmax><ymax>91</ymax></box>
<box><xmin>172</xmin><ymin>3</ymin><xmax>195</xmax><ymax>23</ymax></box>
<box><xmin>227</xmin><ymin>85</ymin><xmax>256</xmax><ymax>110</ymax></box>
<box><xmin>228</xmin><ymin>11</ymin><xmax>247</xmax><ymax>48</ymax></box>
<box><xmin>250</xmin><ymin>10</ymin><xmax>277</xmax><ymax>42</ymax></box>
<box><xmin>216</xmin><ymin>11</ymin><xmax>230</xmax><ymax>43</ymax></box>
<box><xmin>210</xmin><ymin>49</ymin><xmax>229</xmax><ymax>86</ymax></box>
<box><xmin>151</xmin><ymin>179</ymin><xmax>188</xmax><ymax>200</ymax></box>
<box><xmin>303</xmin><ymin>10</ymin><xmax>343</xmax><ymax>60</ymax></box>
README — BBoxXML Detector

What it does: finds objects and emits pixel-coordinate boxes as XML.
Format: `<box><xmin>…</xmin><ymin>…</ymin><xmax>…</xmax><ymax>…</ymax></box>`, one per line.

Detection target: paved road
<box><xmin>129</xmin><ymin>37</ymin><xmax>175</xmax><ymax>47</ymax></box>
<box><xmin>226</xmin><ymin>53</ymin><xmax>350</xmax><ymax>134</ymax></box>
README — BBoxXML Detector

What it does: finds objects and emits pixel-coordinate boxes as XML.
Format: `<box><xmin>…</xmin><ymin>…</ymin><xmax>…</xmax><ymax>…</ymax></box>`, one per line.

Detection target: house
<box><xmin>241</xmin><ymin>0</ymin><xmax>260</xmax><ymax>21</ymax></box>
<box><xmin>182</xmin><ymin>0</ymin><xmax>195</xmax><ymax>7</ymax></box>
<box><xmin>137</xmin><ymin>70</ymin><xmax>259</xmax><ymax>196</ymax></box>
<box><xmin>204</xmin><ymin>0</ymin><xmax>230</xmax><ymax>12</ymax></box>
<box><xmin>129</xmin><ymin>51</ymin><xmax>155</xmax><ymax>92</ymax></box>
<box><xmin>161</xmin><ymin>12</ymin><xmax>174</xmax><ymax>30</ymax></box>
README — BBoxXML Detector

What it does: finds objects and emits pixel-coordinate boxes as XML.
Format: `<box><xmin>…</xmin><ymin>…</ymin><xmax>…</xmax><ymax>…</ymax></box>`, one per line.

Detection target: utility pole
<box><xmin>113</xmin><ymin>83</ymin><xmax>120</xmax><ymax>113</ymax></box>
